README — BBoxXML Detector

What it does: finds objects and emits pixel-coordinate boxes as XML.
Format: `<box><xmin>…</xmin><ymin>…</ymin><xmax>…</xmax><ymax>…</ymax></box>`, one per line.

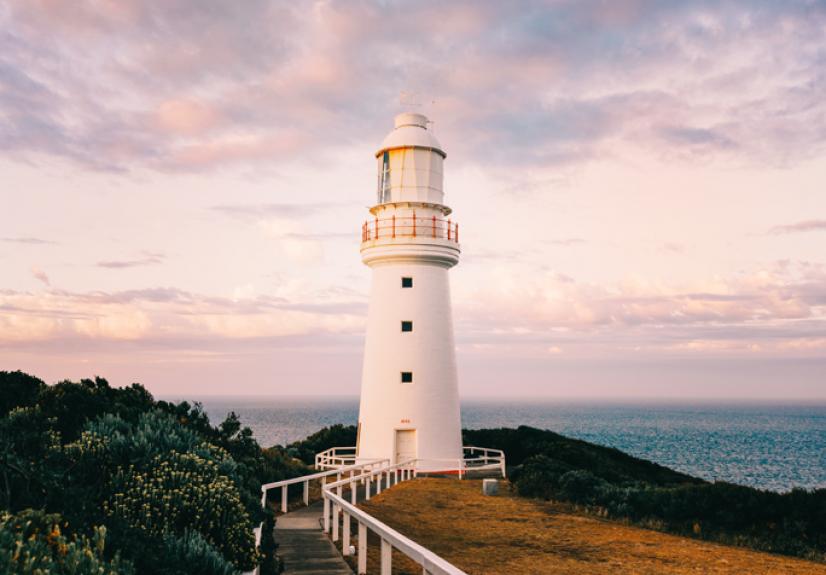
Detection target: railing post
<box><xmin>303</xmin><ymin>481</ymin><xmax>309</xmax><ymax>506</ymax></box>
<box><xmin>376</xmin><ymin>472</ymin><xmax>382</xmax><ymax>494</ymax></box>
<box><xmin>358</xmin><ymin>522</ymin><xmax>367</xmax><ymax>574</ymax></box>
<box><xmin>260</xmin><ymin>487</ymin><xmax>267</xmax><ymax>509</ymax></box>
<box><xmin>395</xmin><ymin>469</ymin><xmax>399</xmax><ymax>484</ymax></box>
<box><xmin>323</xmin><ymin>497</ymin><xmax>330</xmax><ymax>533</ymax></box>
<box><xmin>343</xmin><ymin>511</ymin><xmax>351</xmax><ymax>555</ymax></box>
<box><xmin>366</xmin><ymin>477</ymin><xmax>371</xmax><ymax>500</ymax></box>
<box><xmin>333</xmin><ymin>503</ymin><xmax>340</xmax><ymax>541</ymax></box>
<box><xmin>386</xmin><ymin>470</ymin><xmax>391</xmax><ymax>489</ymax></box>
<box><xmin>381</xmin><ymin>539</ymin><xmax>392</xmax><ymax>574</ymax></box>
<box><xmin>281</xmin><ymin>485</ymin><xmax>288</xmax><ymax>513</ymax></box>
<box><xmin>351</xmin><ymin>478</ymin><xmax>358</xmax><ymax>504</ymax></box>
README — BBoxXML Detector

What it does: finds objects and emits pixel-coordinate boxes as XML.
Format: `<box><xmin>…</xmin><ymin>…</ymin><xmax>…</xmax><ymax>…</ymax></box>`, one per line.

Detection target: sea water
<box><xmin>191</xmin><ymin>397</ymin><xmax>826</xmax><ymax>492</ymax></box>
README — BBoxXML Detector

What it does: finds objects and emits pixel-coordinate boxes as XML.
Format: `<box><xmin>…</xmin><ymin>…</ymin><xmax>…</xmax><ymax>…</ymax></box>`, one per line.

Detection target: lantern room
<box><xmin>375</xmin><ymin>112</ymin><xmax>446</xmax><ymax>206</ymax></box>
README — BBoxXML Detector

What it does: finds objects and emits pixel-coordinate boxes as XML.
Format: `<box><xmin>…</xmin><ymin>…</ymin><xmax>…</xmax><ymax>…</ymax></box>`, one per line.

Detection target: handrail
<box><xmin>315</xmin><ymin>446</ymin><xmax>358</xmax><ymax>469</ymax></box>
<box><xmin>261</xmin><ymin>459</ymin><xmax>388</xmax><ymax>513</ymax></box>
<box><xmin>256</xmin><ymin>446</ymin><xmax>505</xmax><ymax>574</ymax></box>
<box><xmin>362</xmin><ymin>214</ymin><xmax>459</xmax><ymax>243</ymax></box>
<box><xmin>321</xmin><ymin>458</ymin><xmax>468</xmax><ymax>575</ymax></box>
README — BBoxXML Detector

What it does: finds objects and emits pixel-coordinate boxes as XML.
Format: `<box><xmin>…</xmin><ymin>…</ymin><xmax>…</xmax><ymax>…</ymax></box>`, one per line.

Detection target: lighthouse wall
<box><xmin>357</xmin><ymin>261</ymin><xmax>463</xmax><ymax>470</ymax></box>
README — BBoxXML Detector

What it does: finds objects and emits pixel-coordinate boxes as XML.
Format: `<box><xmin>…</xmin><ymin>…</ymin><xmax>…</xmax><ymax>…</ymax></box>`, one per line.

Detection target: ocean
<box><xmin>193</xmin><ymin>397</ymin><xmax>826</xmax><ymax>493</ymax></box>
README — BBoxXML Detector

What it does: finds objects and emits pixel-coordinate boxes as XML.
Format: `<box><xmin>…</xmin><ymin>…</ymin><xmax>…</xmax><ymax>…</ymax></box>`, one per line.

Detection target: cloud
<box><xmin>211</xmin><ymin>203</ymin><xmax>342</xmax><ymax>220</ymax></box>
<box><xmin>0</xmin><ymin>285</ymin><xmax>365</xmax><ymax>347</ymax></box>
<box><xmin>31</xmin><ymin>266</ymin><xmax>50</xmax><ymax>286</ymax></box>
<box><xmin>455</xmin><ymin>260</ymin><xmax>826</xmax><ymax>358</ymax></box>
<box><xmin>769</xmin><ymin>220</ymin><xmax>826</xmax><ymax>235</ymax></box>
<box><xmin>2</xmin><ymin>237</ymin><xmax>57</xmax><ymax>245</ymax></box>
<box><xmin>96</xmin><ymin>252</ymin><xmax>165</xmax><ymax>269</ymax></box>
<box><xmin>548</xmin><ymin>238</ymin><xmax>586</xmax><ymax>247</ymax></box>
<box><xmin>1</xmin><ymin>1</ymin><xmax>825</xmax><ymax>171</ymax></box>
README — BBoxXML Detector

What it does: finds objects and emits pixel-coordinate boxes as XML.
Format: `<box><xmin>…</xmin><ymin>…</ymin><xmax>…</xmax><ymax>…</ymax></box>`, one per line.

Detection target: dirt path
<box><xmin>358</xmin><ymin>478</ymin><xmax>826</xmax><ymax>575</ymax></box>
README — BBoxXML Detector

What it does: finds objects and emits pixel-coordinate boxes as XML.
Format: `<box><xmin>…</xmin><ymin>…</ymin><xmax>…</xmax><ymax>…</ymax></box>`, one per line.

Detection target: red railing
<box><xmin>361</xmin><ymin>213</ymin><xmax>459</xmax><ymax>243</ymax></box>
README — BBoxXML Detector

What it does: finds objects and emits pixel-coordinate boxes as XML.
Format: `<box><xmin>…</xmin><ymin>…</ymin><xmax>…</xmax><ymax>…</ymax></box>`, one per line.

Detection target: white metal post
<box><xmin>281</xmin><ymin>485</ymin><xmax>288</xmax><ymax>513</ymax></box>
<box><xmin>381</xmin><ymin>538</ymin><xmax>392</xmax><ymax>574</ymax></box>
<box><xmin>342</xmin><ymin>511</ymin><xmax>351</xmax><ymax>555</ymax></box>
<box><xmin>358</xmin><ymin>522</ymin><xmax>367</xmax><ymax>574</ymax></box>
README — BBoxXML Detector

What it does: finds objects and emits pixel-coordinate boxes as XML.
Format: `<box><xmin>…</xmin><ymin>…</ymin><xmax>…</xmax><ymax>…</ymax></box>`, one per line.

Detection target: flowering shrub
<box><xmin>0</xmin><ymin>509</ymin><xmax>133</xmax><ymax>575</ymax></box>
<box><xmin>105</xmin><ymin>450</ymin><xmax>258</xmax><ymax>570</ymax></box>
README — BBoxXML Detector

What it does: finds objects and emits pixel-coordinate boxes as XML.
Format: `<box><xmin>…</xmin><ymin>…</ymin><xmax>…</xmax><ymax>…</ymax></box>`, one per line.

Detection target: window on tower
<box><xmin>377</xmin><ymin>150</ymin><xmax>391</xmax><ymax>203</ymax></box>
<box><xmin>401</xmin><ymin>277</ymin><xmax>413</xmax><ymax>288</ymax></box>
<box><xmin>401</xmin><ymin>371</ymin><xmax>413</xmax><ymax>384</ymax></box>
<box><xmin>401</xmin><ymin>321</ymin><xmax>413</xmax><ymax>332</ymax></box>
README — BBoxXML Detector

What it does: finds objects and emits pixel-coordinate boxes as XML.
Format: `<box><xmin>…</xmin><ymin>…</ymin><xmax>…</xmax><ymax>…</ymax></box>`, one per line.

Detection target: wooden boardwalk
<box><xmin>275</xmin><ymin>500</ymin><xmax>353</xmax><ymax>575</ymax></box>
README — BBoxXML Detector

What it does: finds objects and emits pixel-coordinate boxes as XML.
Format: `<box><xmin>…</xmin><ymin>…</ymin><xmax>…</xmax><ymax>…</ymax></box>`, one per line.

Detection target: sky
<box><xmin>1</xmin><ymin>0</ymin><xmax>825</xmax><ymax>399</ymax></box>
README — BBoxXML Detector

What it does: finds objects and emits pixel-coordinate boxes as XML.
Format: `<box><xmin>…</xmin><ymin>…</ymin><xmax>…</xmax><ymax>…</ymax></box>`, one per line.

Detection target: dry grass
<box><xmin>353</xmin><ymin>478</ymin><xmax>826</xmax><ymax>575</ymax></box>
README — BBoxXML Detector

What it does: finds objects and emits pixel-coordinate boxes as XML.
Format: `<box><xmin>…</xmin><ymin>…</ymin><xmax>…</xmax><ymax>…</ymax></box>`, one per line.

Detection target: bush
<box><xmin>286</xmin><ymin>424</ymin><xmax>357</xmax><ymax>465</ymax></box>
<box><xmin>500</xmin><ymin>427</ymin><xmax>826</xmax><ymax>561</ymax></box>
<box><xmin>0</xmin><ymin>509</ymin><xmax>133</xmax><ymax>575</ymax></box>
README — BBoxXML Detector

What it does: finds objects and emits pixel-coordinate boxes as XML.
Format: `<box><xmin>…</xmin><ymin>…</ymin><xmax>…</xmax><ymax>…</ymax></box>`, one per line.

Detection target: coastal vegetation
<box><xmin>465</xmin><ymin>426</ymin><xmax>826</xmax><ymax>562</ymax></box>
<box><xmin>359</xmin><ymin>478</ymin><xmax>826</xmax><ymax>575</ymax></box>
<box><xmin>3</xmin><ymin>372</ymin><xmax>823</xmax><ymax>572</ymax></box>
<box><xmin>0</xmin><ymin>370</ymin><xmax>310</xmax><ymax>575</ymax></box>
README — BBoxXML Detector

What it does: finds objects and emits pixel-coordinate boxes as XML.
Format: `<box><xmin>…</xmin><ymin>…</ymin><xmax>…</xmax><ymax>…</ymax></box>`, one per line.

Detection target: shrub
<box><xmin>0</xmin><ymin>509</ymin><xmax>133</xmax><ymax>575</ymax></box>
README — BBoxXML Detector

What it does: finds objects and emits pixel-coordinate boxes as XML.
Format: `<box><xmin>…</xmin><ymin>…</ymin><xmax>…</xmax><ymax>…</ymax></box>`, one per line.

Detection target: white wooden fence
<box><xmin>321</xmin><ymin>460</ymin><xmax>469</xmax><ymax>575</ymax></box>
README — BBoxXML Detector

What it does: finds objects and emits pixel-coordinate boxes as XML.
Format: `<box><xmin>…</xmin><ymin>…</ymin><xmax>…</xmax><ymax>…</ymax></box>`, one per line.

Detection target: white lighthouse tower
<box><xmin>356</xmin><ymin>112</ymin><xmax>463</xmax><ymax>472</ymax></box>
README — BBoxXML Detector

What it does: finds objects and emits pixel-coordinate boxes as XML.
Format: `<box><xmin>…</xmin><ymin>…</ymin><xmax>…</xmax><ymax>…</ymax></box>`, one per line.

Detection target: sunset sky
<box><xmin>2</xmin><ymin>0</ymin><xmax>825</xmax><ymax>399</ymax></box>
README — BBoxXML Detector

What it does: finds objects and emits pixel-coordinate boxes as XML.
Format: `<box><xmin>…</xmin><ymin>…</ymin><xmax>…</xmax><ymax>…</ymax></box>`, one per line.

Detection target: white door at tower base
<box><xmin>394</xmin><ymin>429</ymin><xmax>416</xmax><ymax>465</ymax></box>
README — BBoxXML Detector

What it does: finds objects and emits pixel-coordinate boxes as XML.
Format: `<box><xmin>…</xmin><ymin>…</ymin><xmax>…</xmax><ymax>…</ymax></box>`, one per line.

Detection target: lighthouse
<box><xmin>356</xmin><ymin>112</ymin><xmax>463</xmax><ymax>472</ymax></box>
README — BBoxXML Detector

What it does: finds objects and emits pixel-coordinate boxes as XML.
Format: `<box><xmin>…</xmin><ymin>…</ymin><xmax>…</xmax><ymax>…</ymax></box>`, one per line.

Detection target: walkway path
<box><xmin>275</xmin><ymin>500</ymin><xmax>353</xmax><ymax>575</ymax></box>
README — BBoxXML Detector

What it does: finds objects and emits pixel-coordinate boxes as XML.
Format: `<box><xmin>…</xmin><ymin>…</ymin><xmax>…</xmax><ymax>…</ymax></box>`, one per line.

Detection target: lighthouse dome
<box><xmin>377</xmin><ymin>113</ymin><xmax>446</xmax><ymax>158</ymax></box>
<box><xmin>375</xmin><ymin>112</ymin><xmax>446</xmax><ymax>205</ymax></box>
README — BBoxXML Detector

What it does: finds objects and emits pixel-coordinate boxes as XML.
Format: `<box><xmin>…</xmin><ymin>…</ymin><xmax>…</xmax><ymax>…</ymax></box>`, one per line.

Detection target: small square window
<box><xmin>401</xmin><ymin>277</ymin><xmax>413</xmax><ymax>288</ymax></box>
<box><xmin>401</xmin><ymin>371</ymin><xmax>413</xmax><ymax>383</ymax></box>
<box><xmin>401</xmin><ymin>321</ymin><xmax>413</xmax><ymax>332</ymax></box>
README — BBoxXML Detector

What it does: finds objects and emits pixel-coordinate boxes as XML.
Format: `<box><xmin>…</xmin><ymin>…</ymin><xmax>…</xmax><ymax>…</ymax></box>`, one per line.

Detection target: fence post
<box><xmin>332</xmin><ymin>503</ymin><xmax>340</xmax><ymax>541</ymax></box>
<box><xmin>358</xmin><ymin>522</ymin><xmax>367</xmax><ymax>574</ymax></box>
<box><xmin>281</xmin><ymin>485</ymin><xmax>288</xmax><ymax>513</ymax></box>
<box><xmin>365</xmin><ymin>477</ymin><xmax>371</xmax><ymax>500</ymax></box>
<box><xmin>381</xmin><ymin>539</ymin><xmax>392</xmax><ymax>574</ymax></box>
<box><xmin>303</xmin><ymin>481</ymin><xmax>309</xmax><ymax>506</ymax></box>
<box><xmin>343</xmin><ymin>511</ymin><xmax>351</xmax><ymax>555</ymax></box>
<box><xmin>260</xmin><ymin>487</ymin><xmax>267</xmax><ymax>509</ymax></box>
<box><xmin>323</xmin><ymin>497</ymin><xmax>330</xmax><ymax>533</ymax></box>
